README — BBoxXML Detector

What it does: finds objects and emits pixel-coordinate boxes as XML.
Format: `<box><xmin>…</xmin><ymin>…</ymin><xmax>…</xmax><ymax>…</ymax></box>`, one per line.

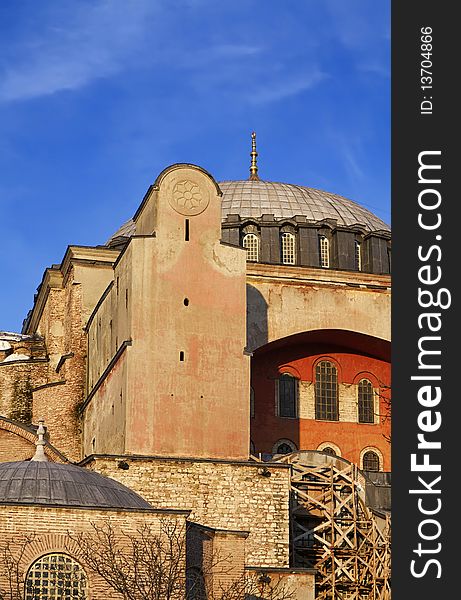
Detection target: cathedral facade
<box><xmin>0</xmin><ymin>148</ymin><xmax>391</xmax><ymax>599</ymax></box>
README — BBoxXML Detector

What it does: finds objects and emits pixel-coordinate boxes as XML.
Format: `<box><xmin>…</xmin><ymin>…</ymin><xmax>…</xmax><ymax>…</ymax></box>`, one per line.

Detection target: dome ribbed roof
<box><xmin>107</xmin><ymin>180</ymin><xmax>389</xmax><ymax>244</ymax></box>
<box><xmin>0</xmin><ymin>461</ymin><xmax>152</xmax><ymax>510</ymax></box>
<box><xmin>219</xmin><ymin>181</ymin><xmax>389</xmax><ymax>231</ymax></box>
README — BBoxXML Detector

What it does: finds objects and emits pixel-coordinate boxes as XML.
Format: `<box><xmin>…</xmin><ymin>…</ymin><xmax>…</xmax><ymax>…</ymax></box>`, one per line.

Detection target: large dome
<box><xmin>107</xmin><ymin>179</ymin><xmax>389</xmax><ymax>244</ymax></box>
<box><xmin>0</xmin><ymin>461</ymin><xmax>152</xmax><ymax>510</ymax></box>
<box><xmin>219</xmin><ymin>181</ymin><xmax>389</xmax><ymax>231</ymax></box>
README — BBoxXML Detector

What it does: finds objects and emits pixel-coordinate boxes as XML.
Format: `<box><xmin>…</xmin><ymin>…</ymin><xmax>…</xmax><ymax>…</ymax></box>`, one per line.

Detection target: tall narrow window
<box><xmin>358</xmin><ymin>379</ymin><xmax>375</xmax><ymax>423</ymax></box>
<box><xmin>315</xmin><ymin>361</ymin><xmax>338</xmax><ymax>420</ymax></box>
<box><xmin>250</xmin><ymin>386</ymin><xmax>255</xmax><ymax>418</ymax></box>
<box><xmin>281</xmin><ymin>232</ymin><xmax>296</xmax><ymax>265</ymax></box>
<box><xmin>25</xmin><ymin>554</ymin><xmax>87</xmax><ymax>600</ymax></box>
<box><xmin>277</xmin><ymin>373</ymin><xmax>297</xmax><ymax>418</ymax></box>
<box><xmin>243</xmin><ymin>233</ymin><xmax>259</xmax><ymax>262</ymax></box>
<box><xmin>319</xmin><ymin>236</ymin><xmax>329</xmax><ymax>268</ymax></box>
<box><xmin>363</xmin><ymin>450</ymin><xmax>380</xmax><ymax>471</ymax></box>
<box><xmin>355</xmin><ymin>240</ymin><xmax>362</xmax><ymax>271</ymax></box>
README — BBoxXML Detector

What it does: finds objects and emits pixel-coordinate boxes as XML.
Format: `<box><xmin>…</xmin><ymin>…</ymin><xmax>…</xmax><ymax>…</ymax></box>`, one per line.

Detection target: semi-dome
<box><xmin>0</xmin><ymin>461</ymin><xmax>152</xmax><ymax>510</ymax></box>
<box><xmin>107</xmin><ymin>179</ymin><xmax>389</xmax><ymax>245</ymax></box>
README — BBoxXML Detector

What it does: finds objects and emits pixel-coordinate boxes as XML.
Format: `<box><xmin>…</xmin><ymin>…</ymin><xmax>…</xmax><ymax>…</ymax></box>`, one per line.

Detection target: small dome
<box><xmin>0</xmin><ymin>461</ymin><xmax>152</xmax><ymax>510</ymax></box>
<box><xmin>107</xmin><ymin>179</ymin><xmax>389</xmax><ymax>245</ymax></box>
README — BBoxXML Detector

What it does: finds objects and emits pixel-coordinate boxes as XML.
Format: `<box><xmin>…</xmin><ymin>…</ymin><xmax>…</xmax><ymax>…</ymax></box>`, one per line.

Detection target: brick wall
<box><xmin>0</xmin><ymin>505</ymin><xmax>187</xmax><ymax>600</ymax></box>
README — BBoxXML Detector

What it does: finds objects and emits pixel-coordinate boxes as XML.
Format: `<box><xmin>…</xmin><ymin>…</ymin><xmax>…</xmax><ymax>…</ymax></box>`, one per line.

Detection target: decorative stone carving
<box><xmin>168</xmin><ymin>179</ymin><xmax>209</xmax><ymax>216</ymax></box>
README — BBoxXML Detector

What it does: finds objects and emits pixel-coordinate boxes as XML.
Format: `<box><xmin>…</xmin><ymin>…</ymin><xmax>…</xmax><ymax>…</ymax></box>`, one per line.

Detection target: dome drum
<box><xmin>222</xmin><ymin>218</ymin><xmax>391</xmax><ymax>274</ymax></box>
<box><xmin>107</xmin><ymin>178</ymin><xmax>390</xmax><ymax>275</ymax></box>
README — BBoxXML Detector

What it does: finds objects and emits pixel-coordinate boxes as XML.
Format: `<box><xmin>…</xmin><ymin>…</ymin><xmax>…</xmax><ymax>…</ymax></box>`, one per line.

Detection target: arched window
<box><xmin>355</xmin><ymin>240</ymin><xmax>362</xmax><ymax>271</ymax></box>
<box><xmin>358</xmin><ymin>379</ymin><xmax>375</xmax><ymax>423</ymax></box>
<box><xmin>243</xmin><ymin>233</ymin><xmax>259</xmax><ymax>262</ymax></box>
<box><xmin>277</xmin><ymin>373</ymin><xmax>297</xmax><ymax>418</ymax></box>
<box><xmin>272</xmin><ymin>439</ymin><xmax>297</xmax><ymax>454</ymax></box>
<box><xmin>319</xmin><ymin>235</ymin><xmax>329</xmax><ymax>268</ymax></box>
<box><xmin>315</xmin><ymin>361</ymin><xmax>338</xmax><ymax>421</ymax></box>
<box><xmin>363</xmin><ymin>450</ymin><xmax>380</xmax><ymax>472</ymax></box>
<box><xmin>25</xmin><ymin>554</ymin><xmax>87</xmax><ymax>600</ymax></box>
<box><xmin>322</xmin><ymin>446</ymin><xmax>336</xmax><ymax>456</ymax></box>
<box><xmin>281</xmin><ymin>232</ymin><xmax>296</xmax><ymax>265</ymax></box>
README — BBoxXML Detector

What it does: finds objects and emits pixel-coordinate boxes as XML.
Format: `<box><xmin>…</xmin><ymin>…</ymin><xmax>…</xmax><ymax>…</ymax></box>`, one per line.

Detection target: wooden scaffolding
<box><xmin>276</xmin><ymin>453</ymin><xmax>391</xmax><ymax>600</ymax></box>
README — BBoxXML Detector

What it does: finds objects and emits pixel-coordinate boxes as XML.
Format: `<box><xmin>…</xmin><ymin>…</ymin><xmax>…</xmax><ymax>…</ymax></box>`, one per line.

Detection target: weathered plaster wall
<box><xmin>246</xmin><ymin>263</ymin><xmax>391</xmax><ymax>352</ymax></box>
<box><xmin>85</xmin><ymin>166</ymin><xmax>250</xmax><ymax>461</ymax></box>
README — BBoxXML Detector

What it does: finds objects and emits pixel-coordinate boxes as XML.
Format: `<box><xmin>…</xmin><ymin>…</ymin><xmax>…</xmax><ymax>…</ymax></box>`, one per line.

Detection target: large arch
<box><xmin>246</xmin><ymin>264</ymin><xmax>390</xmax><ymax>352</ymax></box>
<box><xmin>249</xmin><ymin>330</ymin><xmax>391</xmax><ymax>470</ymax></box>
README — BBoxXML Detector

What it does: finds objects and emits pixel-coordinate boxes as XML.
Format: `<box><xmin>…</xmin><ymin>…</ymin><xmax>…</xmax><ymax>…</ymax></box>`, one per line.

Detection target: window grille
<box><xmin>25</xmin><ymin>554</ymin><xmax>87</xmax><ymax>600</ymax></box>
<box><xmin>355</xmin><ymin>240</ymin><xmax>362</xmax><ymax>271</ymax></box>
<box><xmin>358</xmin><ymin>379</ymin><xmax>375</xmax><ymax>423</ymax></box>
<box><xmin>278</xmin><ymin>373</ymin><xmax>297</xmax><ymax>418</ymax></box>
<box><xmin>363</xmin><ymin>450</ymin><xmax>380</xmax><ymax>471</ymax></box>
<box><xmin>243</xmin><ymin>233</ymin><xmax>259</xmax><ymax>262</ymax></box>
<box><xmin>319</xmin><ymin>236</ymin><xmax>329</xmax><ymax>268</ymax></box>
<box><xmin>281</xmin><ymin>232</ymin><xmax>296</xmax><ymax>265</ymax></box>
<box><xmin>315</xmin><ymin>361</ymin><xmax>338</xmax><ymax>420</ymax></box>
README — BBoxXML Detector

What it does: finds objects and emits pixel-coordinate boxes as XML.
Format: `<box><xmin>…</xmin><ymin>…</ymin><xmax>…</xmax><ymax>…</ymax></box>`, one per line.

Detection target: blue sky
<box><xmin>0</xmin><ymin>0</ymin><xmax>390</xmax><ymax>332</ymax></box>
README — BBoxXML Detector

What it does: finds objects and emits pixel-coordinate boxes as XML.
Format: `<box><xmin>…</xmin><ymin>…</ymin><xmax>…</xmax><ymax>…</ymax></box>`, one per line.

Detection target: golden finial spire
<box><xmin>249</xmin><ymin>131</ymin><xmax>260</xmax><ymax>181</ymax></box>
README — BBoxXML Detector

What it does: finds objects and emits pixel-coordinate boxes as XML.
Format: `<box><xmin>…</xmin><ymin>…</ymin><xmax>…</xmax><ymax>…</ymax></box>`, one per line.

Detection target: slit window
<box><xmin>185</xmin><ymin>219</ymin><xmax>190</xmax><ymax>241</ymax></box>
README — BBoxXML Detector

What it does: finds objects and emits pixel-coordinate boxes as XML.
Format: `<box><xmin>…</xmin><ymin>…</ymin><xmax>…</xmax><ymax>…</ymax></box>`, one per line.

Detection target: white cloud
<box><xmin>249</xmin><ymin>70</ymin><xmax>326</xmax><ymax>105</ymax></box>
<box><xmin>0</xmin><ymin>1</ymin><xmax>159</xmax><ymax>102</ymax></box>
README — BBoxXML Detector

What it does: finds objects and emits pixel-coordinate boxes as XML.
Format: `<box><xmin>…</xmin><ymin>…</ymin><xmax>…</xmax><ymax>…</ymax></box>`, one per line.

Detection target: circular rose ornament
<box><xmin>168</xmin><ymin>179</ymin><xmax>210</xmax><ymax>216</ymax></box>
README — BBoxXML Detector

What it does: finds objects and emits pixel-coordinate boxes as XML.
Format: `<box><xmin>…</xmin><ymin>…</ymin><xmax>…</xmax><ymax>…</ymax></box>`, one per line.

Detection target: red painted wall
<box><xmin>250</xmin><ymin>334</ymin><xmax>391</xmax><ymax>470</ymax></box>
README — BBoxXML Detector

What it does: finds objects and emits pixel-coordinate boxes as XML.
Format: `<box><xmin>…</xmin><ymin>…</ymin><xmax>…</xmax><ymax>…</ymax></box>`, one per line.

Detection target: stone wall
<box><xmin>0</xmin><ymin>333</ymin><xmax>48</xmax><ymax>423</ymax></box>
<box><xmin>85</xmin><ymin>455</ymin><xmax>291</xmax><ymax>568</ymax></box>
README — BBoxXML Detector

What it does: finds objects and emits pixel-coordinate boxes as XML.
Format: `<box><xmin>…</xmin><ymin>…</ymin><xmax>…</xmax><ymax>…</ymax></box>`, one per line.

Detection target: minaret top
<box><xmin>31</xmin><ymin>419</ymin><xmax>48</xmax><ymax>462</ymax></box>
<box><xmin>249</xmin><ymin>131</ymin><xmax>260</xmax><ymax>181</ymax></box>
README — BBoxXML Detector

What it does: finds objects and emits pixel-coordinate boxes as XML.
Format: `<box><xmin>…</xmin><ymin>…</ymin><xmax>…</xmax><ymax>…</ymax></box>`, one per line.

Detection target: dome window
<box><xmin>319</xmin><ymin>236</ymin><xmax>330</xmax><ymax>268</ymax></box>
<box><xmin>358</xmin><ymin>379</ymin><xmax>375</xmax><ymax>423</ymax></box>
<box><xmin>281</xmin><ymin>232</ymin><xmax>296</xmax><ymax>265</ymax></box>
<box><xmin>25</xmin><ymin>554</ymin><xmax>87</xmax><ymax>600</ymax></box>
<box><xmin>355</xmin><ymin>240</ymin><xmax>362</xmax><ymax>271</ymax></box>
<box><xmin>243</xmin><ymin>233</ymin><xmax>260</xmax><ymax>262</ymax></box>
<box><xmin>315</xmin><ymin>360</ymin><xmax>338</xmax><ymax>421</ymax></box>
